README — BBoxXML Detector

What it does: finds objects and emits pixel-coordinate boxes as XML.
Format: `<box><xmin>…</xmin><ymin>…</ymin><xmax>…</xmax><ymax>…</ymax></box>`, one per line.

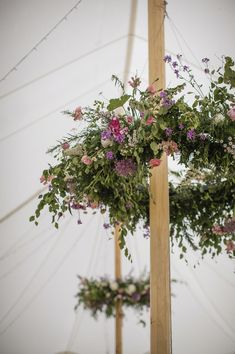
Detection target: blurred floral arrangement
<box><xmin>75</xmin><ymin>275</ymin><xmax>179</xmax><ymax>321</ymax></box>
<box><xmin>30</xmin><ymin>55</ymin><xmax>235</xmax><ymax>258</ymax></box>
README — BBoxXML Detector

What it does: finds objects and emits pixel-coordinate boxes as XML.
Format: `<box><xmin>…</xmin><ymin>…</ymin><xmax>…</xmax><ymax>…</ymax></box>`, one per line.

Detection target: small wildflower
<box><xmin>62</xmin><ymin>142</ymin><xmax>70</xmax><ymax>150</ymax></box>
<box><xmin>106</xmin><ymin>151</ymin><xmax>114</xmax><ymax>160</ymax></box>
<box><xmin>165</xmin><ymin>127</ymin><xmax>173</xmax><ymax>137</ymax></box>
<box><xmin>183</xmin><ymin>65</ymin><xmax>189</xmax><ymax>71</ymax></box>
<box><xmin>146</xmin><ymin>116</ymin><xmax>155</xmax><ymax>125</ymax></box>
<box><xmin>149</xmin><ymin>158</ymin><xmax>161</xmax><ymax>168</ymax></box>
<box><xmin>202</xmin><ymin>57</ymin><xmax>210</xmax><ymax>63</ymax></box>
<box><xmin>147</xmin><ymin>84</ymin><xmax>156</xmax><ymax>94</ymax></box>
<box><xmin>172</xmin><ymin>61</ymin><xmax>178</xmax><ymax>68</ymax></box>
<box><xmin>74</xmin><ymin>106</ymin><xmax>82</xmax><ymax>120</ymax></box>
<box><xmin>81</xmin><ymin>155</ymin><xmax>92</xmax><ymax>165</ymax></box>
<box><xmin>187</xmin><ymin>129</ymin><xmax>196</xmax><ymax>140</ymax></box>
<box><xmin>164</xmin><ymin>54</ymin><xmax>172</xmax><ymax>63</ymax></box>
<box><xmin>227</xmin><ymin>107</ymin><xmax>235</xmax><ymax>121</ymax></box>
<box><xmin>128</xmin><ymin>76</ymin><xmax>141</xmax><ymax>88</ymax></box>
<box><xmin>103</xmin><ymin>223</ymin><xmax>111</xmax><ymax>229</ymax></box>
<box><xmin>178</xmin><ymin>123</ymin><xmax>184</xmax><ymax>130</ymax></box>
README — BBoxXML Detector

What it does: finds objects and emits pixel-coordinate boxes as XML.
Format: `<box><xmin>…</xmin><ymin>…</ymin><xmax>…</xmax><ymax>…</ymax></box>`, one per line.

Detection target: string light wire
<box><xmin>0</xmin><ymin>0</ymin><xmax>83</xmax><ymax>83</ymax></box>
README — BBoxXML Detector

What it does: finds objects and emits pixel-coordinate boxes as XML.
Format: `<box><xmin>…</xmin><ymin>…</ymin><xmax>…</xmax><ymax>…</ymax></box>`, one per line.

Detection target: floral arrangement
<box><xmin>75</xmin><ymin>275</ymin><xmax>178</xmax><ymax>320</ymax></box>
<box><xmin>30</xmin><ymin>56</ymin><xmax>235</xmax><ymax>258</ymax></box>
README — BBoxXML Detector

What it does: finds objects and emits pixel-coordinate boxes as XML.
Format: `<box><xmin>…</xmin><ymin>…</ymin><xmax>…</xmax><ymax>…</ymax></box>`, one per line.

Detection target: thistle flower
<box><xmin>115</xmin><ymin>159</ymin><xmax>137</xmax><ymax>176</ymax></box>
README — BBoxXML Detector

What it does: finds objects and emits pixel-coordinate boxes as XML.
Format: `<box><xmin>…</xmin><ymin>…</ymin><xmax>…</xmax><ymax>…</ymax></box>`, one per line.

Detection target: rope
<box><xmin>0</xmin><ymin>0</ymin><xmax>83</xmax><ymax>83</ymax></box>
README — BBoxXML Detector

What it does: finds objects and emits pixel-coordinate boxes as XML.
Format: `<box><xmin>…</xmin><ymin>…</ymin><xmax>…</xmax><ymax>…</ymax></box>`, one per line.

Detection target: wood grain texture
<box><xmin>148</xmin><ymin>1</ymin><xmax>172</xmax><ymax>353</ymax></box>
<box><xmin>114</xmin><ymin>224</ymin><xmax>122</xmax><ymax>354</ymax></box>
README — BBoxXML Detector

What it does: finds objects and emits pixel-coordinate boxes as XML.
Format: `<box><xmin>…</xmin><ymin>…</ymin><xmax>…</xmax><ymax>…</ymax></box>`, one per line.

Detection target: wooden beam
<box><xmin>148</xmin><ymin>1</ymin><xmax>172</xmax><ymax>354</ymax></box>
<box><xmin>114</xmin><ymin>224</ymin><xmax>122</xmax><ymax>354</ymax></box>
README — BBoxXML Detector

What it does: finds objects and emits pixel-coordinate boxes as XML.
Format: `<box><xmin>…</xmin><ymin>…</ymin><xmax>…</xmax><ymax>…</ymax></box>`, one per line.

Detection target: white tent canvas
<box><xmin>0</xmin><ymin>1</ymin><xmax>235</xmax><ymax>354</ymax></box>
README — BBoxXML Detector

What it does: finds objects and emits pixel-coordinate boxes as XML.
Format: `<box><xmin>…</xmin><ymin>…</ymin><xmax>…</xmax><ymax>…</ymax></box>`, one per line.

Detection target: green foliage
<box><xmin>31</xmin><ymin>56</ymin><xmax>235</xmax><ymax>259</ymax></box>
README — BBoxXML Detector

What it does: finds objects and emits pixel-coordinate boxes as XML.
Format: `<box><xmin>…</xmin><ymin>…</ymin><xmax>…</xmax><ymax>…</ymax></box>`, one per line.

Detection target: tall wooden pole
<box><xmin>148</xmin><ymin>1</ymin><xmax>172</xmax><ymax>354</ymax></box>
<box><xmin>114</xmin><ymin>224</ymin><xmax>122</xmax><ymax>354</ymax></box>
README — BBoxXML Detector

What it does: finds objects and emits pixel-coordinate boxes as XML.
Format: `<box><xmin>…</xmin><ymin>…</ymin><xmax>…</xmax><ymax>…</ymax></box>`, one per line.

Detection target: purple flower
<box><xmin>159</xmin><ymin>90</ymin><xmax>167</xmax><ymax>98</ymax></box>
<box><xmin>132</xmin><ymin>292</ymin><xmax>141</xmax><ymax>302</ymax></box>
<box><xmin>115</xmin><ymin>159</ymin><xmax>137</xmax><ymax>177</ymax></box>
<box><xmin>106</xmin><ymin>151</ymin><xmax>114</xmax><ymax>160</ymax></box>
<box><xmin>161</xmin><ymin>97</ymin><xmax>175</xmax><ymax>108</ymax></box>
<box><xmin>114</xmin><ymin>133</ymin><xmax>125</xmax><ymax>143</ymax></box>
<box><xmin>204</xmin><ymin>68</ymin><xmax>209</xmax><ymax>74</ymax></box>
<box><xmin>165</xmin><ymin>127</ymin><xmax>173</xmax><ymax>137</ymax></box>
<box><xmin>199</xmin><ymin>133</ymin><xmax>207</xmax><ymax>140</ymax></box>
<box><xmin>183</xmin><ymin>65</ymin><xmax>189</xmax><ymax>72</ymax></box>
<box><xmin>174</xmin><ymin>69</ymin><xmax>179</xmax><ymax>78</ymax></box>
<box><xmin>202</xmin><ymin>57</ymin><xmax>210</xmax><ymax>63</ymax></box>
<box><xmin>178</xmin><ymin>123</ymin><xmax>184</xmax><ymax>130</ymax></box>
<box><xmin>187</xmin><ymin>129</ymin><xmax>196</xmax><ymax>140</ymax></box>
<box><xmin>164</xmin><ymin>54</ymin><xmax>172</xmax><ymax>63</ymax></box>
<box><xmin>140</xmin><ymin>112</ymin><xmax>145</xmax><ymax>118</ymax></box>
<box><xmin>103</xmin><ymin>223</ymin><xmax>111</xmax><ymax>229</ymax></box>
<box><xmin>101</xmin><ymin>129</ymin><xmax>112</xmax><ymax>140</ymax></box>
<box><xmin>172</xmin><ymin>61</ymin><xmax>178</xmax><ymax>68</ymax></box>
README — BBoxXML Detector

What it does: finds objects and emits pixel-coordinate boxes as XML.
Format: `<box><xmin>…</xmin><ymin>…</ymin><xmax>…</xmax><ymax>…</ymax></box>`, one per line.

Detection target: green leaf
<box><xmin>29</xmin><ymin>215</ymin><xmax>35</xmax><ymax>222</ymax></box>
<box><xmin>107</xmin><ymin>95</ymin><xmax>130</xmax><ymax>111</ymax></box>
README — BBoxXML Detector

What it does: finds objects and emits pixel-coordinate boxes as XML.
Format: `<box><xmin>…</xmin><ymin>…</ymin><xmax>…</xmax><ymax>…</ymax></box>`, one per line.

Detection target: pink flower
<box><xmin>226</xmin><ymin>240</ymin><xmax>235</xmax><ymax>253</ymax></box>
<box><xmin>62</xmin><ymin>142</ymin><xmax>70</xmax><ymax>150</ymax></box>
<box><xmin>81</xmin><ymin>155</ymin><xmax>92</xmax><ymax>165</ymax></box>
<box><xmin>212</xmin><ymin>224</ymin><xmax>224</xmax><ymax>235</ymax></box>
<box><xmin>147</xmin><ymin>84</ymin><xmax>156</xmax><ymax>95</ymax></box>
<box><xmin>40</xmin><ymin>175</ymin><xmax>54</xmax><ymax>185</ymax></box>
<box><xmin>74</xmin><ymin>106</ymin><xmax>82</xmax><ymax>120</ymax></box>
<box><xmin>227</xmin><ymin>107</ymin><xmax>235</xmax><ymax>121</ymax></box>
<box><xmin>146</xmin><ymin>116</ymin><xmax>155</xmax><ymax>125</ymax></box>
<box><xmin>109</xmin><ymin>117</ymin><xmax>121</xmax><ymax>133</ymax></box>
<box><xmin>126</xmin><ymin>115</ymin><xmax>133</xmax><ymax>124</ymax></box>
<box><xmin>149</xmin><ymin>158</ymin><xmax>161</xmax><ymax>168</ymax></box>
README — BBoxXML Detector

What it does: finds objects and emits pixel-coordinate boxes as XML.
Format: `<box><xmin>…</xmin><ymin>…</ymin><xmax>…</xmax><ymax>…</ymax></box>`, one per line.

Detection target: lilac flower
<box><xmin>202</xmin><ymin>57</ymin><xmax>210</xmax><ymax>63</ymax></box>
<box><xmin>183</xmin><ymin>65</ymin><xmax>189</xmax><ymax>72</ymax></box>
<box><xmin>106</xmin><ymin>151</ymin><xmax>114</xmax><ymax>160</ymax></box>
<box><xmin>101</xmin><ymin>129</ymin><xmax>112</xmax><ymax>140</ymax></box>
<box><xmin>115</xmin><ymin>159</ymin><xmax>137</xmax><ymax>177</ymax></box>
<box><xmin>172</xmin><ymin>61</ymin><xmax>178</xmax><ymax>68</ymax></box>
<box><xmin>165</xmin><ymin>127</ymin><xmax>173</xmax><ymax>137</ymax></box>
<box><xmin>178</xmin><ymin>123</ymin><xmax>184</xmax><ymax>130</ymax></box>
<box><xmin>187</xmin><ymin>129</ymin><xmax>196</xmax><ymax>140</ymax></box>
<box><xmin>164</xmin><ymin>54</ymin><xmax>172</xmax><ymax>63</ymax></box>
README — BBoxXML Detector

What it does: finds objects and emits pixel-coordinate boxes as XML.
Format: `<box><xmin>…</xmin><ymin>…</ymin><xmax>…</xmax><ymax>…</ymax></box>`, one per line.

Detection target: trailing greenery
<box><xmin>30</xmin><ymin>56</ymin><xmax>235</xmax><ymax>258</ymax></box>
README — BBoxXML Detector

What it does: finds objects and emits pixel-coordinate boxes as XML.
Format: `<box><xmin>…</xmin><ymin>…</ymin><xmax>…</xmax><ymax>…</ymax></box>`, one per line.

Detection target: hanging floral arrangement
<box><xmin>30</xmin><ymin>56</ymin><xmax>235</xmax><ymax>258</ymax></box>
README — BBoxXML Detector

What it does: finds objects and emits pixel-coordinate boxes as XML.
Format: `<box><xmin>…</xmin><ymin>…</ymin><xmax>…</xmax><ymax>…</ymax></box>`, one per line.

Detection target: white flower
<box><xmin>214</xmin><ymin>113</ymin><xmax>225</xmax><ymax>123</ymax></box>
<box><xmin>127</xmin><ymin>284</ymin><xmax>136</xmax><ymax>295</ymax></box>
<box><xmin>101</xmin><ymin>139</ymin><xmax>113</xmax><ymax>148</ymax></box>
<box><xmin>109</xmin><ymin>281</ymin><xmax>119</xmax><ymax>291</ymax></box>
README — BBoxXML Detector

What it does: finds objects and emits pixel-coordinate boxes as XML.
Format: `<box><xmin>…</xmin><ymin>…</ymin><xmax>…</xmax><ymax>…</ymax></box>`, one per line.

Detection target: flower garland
<box><xmin>31</xmin><ymin>56</ymin><xmax>235</xmax><ymax>258</ymax></box>
<box><xmin>76</xmin><ymin>275</ymin><xmax>179</xmax><ymax>321</ymax></box>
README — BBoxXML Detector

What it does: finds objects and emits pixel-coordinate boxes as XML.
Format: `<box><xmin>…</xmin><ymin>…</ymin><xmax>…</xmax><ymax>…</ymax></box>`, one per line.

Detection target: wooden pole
<box><xmin>148</xmin><ymin>1</ymin><xmax>172</xmax><ymax>354</ymax></box>
<box><xmin>114</xmin><ymin>224</ymin><xmax>122</xmax><ymax>354</ymax></box>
